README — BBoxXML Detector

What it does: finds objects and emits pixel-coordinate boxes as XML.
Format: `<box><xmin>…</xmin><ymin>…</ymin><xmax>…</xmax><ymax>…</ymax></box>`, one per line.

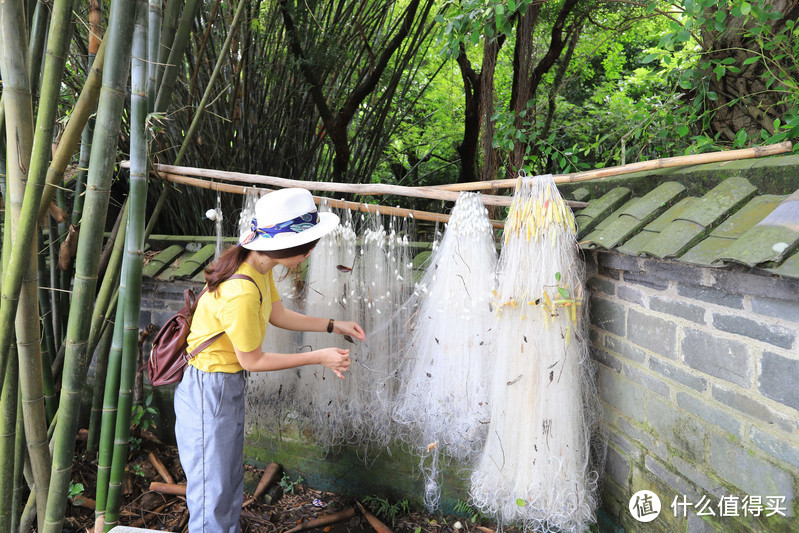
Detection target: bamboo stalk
<box><xmin>154</xmin><ymin>0</ymin><xmax>203</xmax><ymax>112</ymax></box>
<box><xmin>37</xmin><ymin>38</ymin><xmax>107</xmax><ymax>223</ymax></box>
<box><xmin>85</xmin><ymin>301</ymin><xmax>117</xmax><ymax>454</ymax></box>
<box><xmin>429</xmin><ymin>142</ymin><xmax>794</xmax><ymax>192</ymax></box>
<box><xmin>174</xmin><ymin>0</ymin><xmax>247</xmax><ymax>166</ymax></box>
<box><xmin>149</xmin><ymin>171</ymin><xmax>508</xmax><ymax>227</ymax></box>
<box><xmin>0</xmin><ymin>345</ymin><xmax>19</xmax><ymax>532</ymax></box>
<box><xmin>103</xmin><ymin>3</ymin><xmax>149</xmax><ymax>530</ymax></box>
<box><xmin>42</xmin><ymin>0</ymin><xmax>136</xmax><ymax>526</ymax></box>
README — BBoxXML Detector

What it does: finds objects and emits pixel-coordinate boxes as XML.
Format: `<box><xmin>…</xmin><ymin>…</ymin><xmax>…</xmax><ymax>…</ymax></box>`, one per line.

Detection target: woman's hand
<box><xmin>318</xmin><ymin>347</ymin><xmax>351</xmax><ymax>379</ymax></box>
<box><xmin>332</xmin><ymin>320</ymin><xmax>366</xmax><ymax>341</ymax></box>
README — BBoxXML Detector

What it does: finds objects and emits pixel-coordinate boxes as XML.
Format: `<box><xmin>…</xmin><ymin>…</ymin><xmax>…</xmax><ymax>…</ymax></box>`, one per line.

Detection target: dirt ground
<box><xmin>65</xmin><ymin>430</ymin><xmax>501</xmax><ymax>533</ymax></box>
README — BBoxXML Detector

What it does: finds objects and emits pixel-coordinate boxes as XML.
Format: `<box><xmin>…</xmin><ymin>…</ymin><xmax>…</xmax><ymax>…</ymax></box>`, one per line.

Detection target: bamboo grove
<box><xmin>0</xmin><ymin>0</ymin><xmax>440</xmax><ymax>529</ymax></box>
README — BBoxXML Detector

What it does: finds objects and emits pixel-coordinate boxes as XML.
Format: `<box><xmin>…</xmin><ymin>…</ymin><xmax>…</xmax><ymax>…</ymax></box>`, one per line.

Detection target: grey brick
<box><xmin>623</xmin><ymin>270</ymin><xmax>670</xmax><ymax>291</ymax></box>
<box><xmin>713</xmin><ymin>314</ymin><xmax>795</xmax><ymax>349</ymax></box>
<box><xmin>618</xmin><ymin>417</ymin><xmax>669</xmax><ymax>461</ymax></box>
<box><xmin>604</xmin><ymin>335</ymin><xmax>647</xmax><ymax>364</ymax></box>
<box><xmin>649</xmin><ymin>358</ymin><xmax>707</xmax><ymax>392</ymax></box>
<box><xmin>759</xmin><ymin>351</ymin><xmax>799</xmax><ymax>410</ymax></box>
<box><xmin>618</xmin><ymin>285</ymin><xmax>645</xmax><ymax>306</ymax></box>
<box><xmin>709</xmin><ymin>433</ymin><xmax>795</xmax><ymax>509</ymax></box>
<box><xmin>596</xmin><ymin>265</ymin><xmax>622</xmax><ymax>280</ymax></box>
<box><xmin>676</xmin><ymin>391</ymin><xmax>742</xmax><ymax>439</ymax></box>
<box><xmin>597</xmin><ymin>251</ymin><xmax>641</xmax><ymax>273</ymax></box>
<box><xmin>644</xmin><ymin>259</ymin><xmax>708</xmax><ymax>287</ymax></box>
<box><xmin>650</xmin><ymin>296</ymin><xmax>706</xmax><ymax>325</ymax></box>
<box><xmin>669</xmin><ymin>454</ymin><xmax>723</xmax><ymax>498</ymax></box>
<box><xmin>682</xmin><ymin>328</ymin><xmax>752</xmax><ymax>387</ymax></box>
<box><xmin>677</xmin><ymin>284</ymin><xmax>744</xmax><ymax>309</ymax></box>
<box><xmin>686</xmin><ymin>511</ymin><xmax>716</xmax><ymax>533</ymax></box>
<box><xmin>590</xmin><ymin>295</ymin><xmax>626</xmax><ymax>336</ymax></box>
<box><xmin>623</xmin><ymin>364</ymin><xmax>670</xmax><ymax>398</ymax></box>
<box><xmin>592</xmin><ymin>348</ymin><xmax>623</xmax><ymax>372</ymax></box>
<box><xmin>599</xmin><ymin>366</ymin><xmax>646</xmax><ymax>422</ymax></box>
<box><xmin>711</xmin><ymin>385</ymin><xmax>782</xmax><ymax>426</ymax></box>
<box><xmin>608</xmin><ymin>429</ymin><xmax>640</xmax><ymax>459</ymax></box>
<box><xmin>644</xmin><ymin>455</ymin><xmax>700</xmax><ymax>501</ymax></box>
<box><xmin>647</xmin><ymin>394</ymin><xmax>707</xmax><ymax>462</ymax></box>
<box><xmin>605</xmin><ymin>445</ymin><xmax>630</xmax><ymax>486</ymax></box>
<box><xmin>588</xmin><ymin>276</ymin><xmax>616</xmax><ymax>296</ymax></box>
<box><xmin>714</xmin><ymin>269</ymin><xmax>799</xmax><ymax>301</ymax></box>
<box><xmin>750</xmin><ymin>427</ymin><xmax>799</xmax><ymax>470</ymax></box>
<box><xmin>628</xmin><ymin>308</ymin><xmax>678</xmax><ymax>359</ymax></box>
<box><xmin>750</xmin><ymin>295</ymin><xmax>799</xmax><ymax>323</ymax></box>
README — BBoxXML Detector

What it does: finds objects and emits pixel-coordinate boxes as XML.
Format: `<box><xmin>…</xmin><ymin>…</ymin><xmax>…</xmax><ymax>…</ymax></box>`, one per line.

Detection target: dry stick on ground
<box><xmin>284</xmin><ymin>507</ymin><xmax>358</xmax><ymax>533</ymax></box>
<box><xmin>356</xmin><ymin>501</ymin><xmax>393</xmax><ymax>533</ymax></box>
<box><xmin>242</xmin><ymin>462</ymin><xmax>281</xmax><ymax>508</ymax></box>
<box><xmin>148</xmin><ymin>482</ymin><xmax>187</xmax><ymax>496</ymax></box>
<box><xmin>147</xmin><ymin>452</ymin><xmax>175</xmax><ymax>485</ymax></box>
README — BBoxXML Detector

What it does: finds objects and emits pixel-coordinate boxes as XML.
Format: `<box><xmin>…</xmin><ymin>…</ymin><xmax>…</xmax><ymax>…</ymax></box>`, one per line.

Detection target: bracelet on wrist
<box><xmin>327</xmin><ymin>318</ymin><xmax>335</xmax><ymax>333</ymax></box>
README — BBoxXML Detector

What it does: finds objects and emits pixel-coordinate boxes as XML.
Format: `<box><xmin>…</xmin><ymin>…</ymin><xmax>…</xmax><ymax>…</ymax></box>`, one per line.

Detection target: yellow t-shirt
<box><xmin>186</xmin><ymin>262</ymin><xmax>281</xmax><ymax>373</ymax></box>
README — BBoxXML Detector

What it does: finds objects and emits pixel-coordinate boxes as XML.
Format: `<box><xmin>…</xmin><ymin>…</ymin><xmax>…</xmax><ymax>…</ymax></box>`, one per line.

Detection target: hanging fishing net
<box><xmin>469</xmin><ymin>174</ymin><xmax>601</xmax><ymax>532</ymax></box>
<box><xmin>391</xmin><ymin>192</ymin><xmax>498</xmax><ymax>511</ymax></box>
<box><xmin>295</xmin><ymin>205</ymin><xmax>414</xmax><ymax>457</ymax></box>
<box><xmin>237</xmin><ymin>189</ymin><xmax>306</xmax><ymax>436</ymax></box>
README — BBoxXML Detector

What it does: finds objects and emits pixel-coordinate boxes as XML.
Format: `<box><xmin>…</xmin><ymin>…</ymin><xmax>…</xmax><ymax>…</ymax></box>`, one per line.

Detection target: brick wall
<box><xmin>138</xmin><ymin>251</ymin><xmax>799</xmax><ymax>530</ymax></box>
<box><xmin>587</xmin><ymin>250</ymin><xmax>799</xmax><ymax>532</ymax></box>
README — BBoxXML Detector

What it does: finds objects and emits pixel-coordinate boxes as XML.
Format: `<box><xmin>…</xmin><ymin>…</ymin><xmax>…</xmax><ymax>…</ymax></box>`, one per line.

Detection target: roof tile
<box><xmin>638</xmin><ymin>177</ymin><xmax>757</xmax><ymax>258</ymax></box>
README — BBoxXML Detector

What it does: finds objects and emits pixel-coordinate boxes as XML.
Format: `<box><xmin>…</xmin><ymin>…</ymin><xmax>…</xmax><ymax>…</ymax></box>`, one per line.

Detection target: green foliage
<box><xmin>362</xmin><ymin>495</ymin><xmax>412</xmax><ymax>526</ymax></box>
<box><xmin>278</xmin><ymin>472</ymin><xmax>304</xmax><ymax>494</ymax></box>
<box><xmin>68</xmin><ymin>481</ymin><xmax>85</xmax><ymax>500</ymax></box>
<box><xmin>453</xmin><ymin>499</ymin><xmax>485</xmax><ymax>523</ymax></box>
<box><xmin>130</xmin><ymin>392</ymin><xmax>158</xmax><ymax>433</ymax></box>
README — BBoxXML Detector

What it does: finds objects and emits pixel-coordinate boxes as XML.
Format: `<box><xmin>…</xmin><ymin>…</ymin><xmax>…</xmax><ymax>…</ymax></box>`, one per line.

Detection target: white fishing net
<box><xmin>391</xmin><ymin>192</ymin><xmax>498</xmax><ymax>511</ymax></box>
<box><xmin>296</xmin><ymin>205</ymin><xmax>414</xmax><ymax>458</ymax></box>
<box><xmin>469</xmin><ymin>174</ymin><xmax>601</xmax><ymax>532</ymax></box>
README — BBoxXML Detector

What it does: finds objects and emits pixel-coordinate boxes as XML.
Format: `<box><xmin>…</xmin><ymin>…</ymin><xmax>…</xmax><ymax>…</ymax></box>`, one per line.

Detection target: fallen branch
<box><xmin>148</xmin><ymin>452</ymin><xmax>175</xmax><ymax>485</ymax></box>
<box><xmin>284</xmin><ymin>507</ymin><xmax>357</xmax><ymax>533</ymax></box>
<box><xmin>148</xmin><ymin>482</ymin><xmax>187</xmax><ymax>496</ymax></box>
<box><xmin>356</xmin><ymin>501</ymin><xmax>393</xmax><ymax>533</ymax></box>
<box><xmin>242</xmin><ymin>462</ymin><xmax>281</xmax><ymax>508</ymax></box>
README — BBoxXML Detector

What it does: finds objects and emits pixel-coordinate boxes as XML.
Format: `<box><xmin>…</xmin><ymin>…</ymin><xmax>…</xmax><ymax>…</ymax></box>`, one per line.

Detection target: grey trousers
<box><xmin>175</xmin><ymin>365</ymin><xmax>246</xmax><ymax>532</ymax></box>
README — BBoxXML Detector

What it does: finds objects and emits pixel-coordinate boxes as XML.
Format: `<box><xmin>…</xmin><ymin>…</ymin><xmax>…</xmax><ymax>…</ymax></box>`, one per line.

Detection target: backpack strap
<box><xmin>187</xmin><ymin>273</ymin><xmax>264</xmax><ymax>359</ymax></box>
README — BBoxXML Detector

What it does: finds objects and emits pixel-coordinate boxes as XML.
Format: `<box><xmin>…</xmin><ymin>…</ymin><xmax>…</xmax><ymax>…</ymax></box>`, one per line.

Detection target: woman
<box><xmin>175</xmin><ymin>188</ymin><xmax>365</xmax><ymax>532</ymax></box>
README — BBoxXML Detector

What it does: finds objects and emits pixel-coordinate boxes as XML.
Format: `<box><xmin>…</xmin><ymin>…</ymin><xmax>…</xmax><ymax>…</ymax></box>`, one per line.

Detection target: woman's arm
<box><xmin>269</xmin><ymin>300</ymin><xmax>366</xmax><ymax>341</ymax></box>
<box><xmin>234</xmin><ymin>345</ymin><xmax>352</xmax><ymax>377</ymax></box>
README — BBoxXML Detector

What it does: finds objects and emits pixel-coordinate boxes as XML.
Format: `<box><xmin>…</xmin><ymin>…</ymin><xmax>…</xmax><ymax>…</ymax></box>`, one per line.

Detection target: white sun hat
<box><xmin>239</xmin><ymin>188</ymin><xmax>339</xmax><ymax>251</ymax></box>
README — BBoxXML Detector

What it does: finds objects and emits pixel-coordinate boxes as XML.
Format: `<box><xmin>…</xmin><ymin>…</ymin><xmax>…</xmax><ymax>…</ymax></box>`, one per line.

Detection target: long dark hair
<box><xmin>204</xmin><ymin>239</ymin><xmax>320</xmax><ymax>292</ymax></box>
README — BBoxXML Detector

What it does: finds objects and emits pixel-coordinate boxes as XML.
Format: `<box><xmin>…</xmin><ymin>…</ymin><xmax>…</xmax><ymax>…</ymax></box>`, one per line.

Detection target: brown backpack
<box><xmin>147</xmin><ymin>274</ymin><xmax>261</xmax><ymax>386</ymax></box>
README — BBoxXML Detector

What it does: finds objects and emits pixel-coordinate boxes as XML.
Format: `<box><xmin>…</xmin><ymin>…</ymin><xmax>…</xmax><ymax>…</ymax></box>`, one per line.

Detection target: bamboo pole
<box><xmin>37</xmin><ymin>38</ymin><xmax>107</xmax><ymax>223</ymax></box>
<box><xmin>150</xmin><ymin>171</ymin><xmax>508</xmax><ymax>228</ymax></box>
<box><xmin>174</xmin><ymin>0</ymin><xmax>247</xmax><ymax>165</ymax></box>
<box><xmin>103</xmin><ymin>4</ymin><xmax>149</xmax><ymax>527</ymax></box>
<box><xmin>143</xmin><ymin>162</ymin><xmax>515</xmax><ymax>206</ymax></box>
<box><xmin>428</xmin><ymin>142</ymin><xmax>794</xmax><ymax>192</ymax></box>
<box><xmin>43</xmin><ymin>0</ymin><xmax>136</xmax><ymax>526</ymax></box>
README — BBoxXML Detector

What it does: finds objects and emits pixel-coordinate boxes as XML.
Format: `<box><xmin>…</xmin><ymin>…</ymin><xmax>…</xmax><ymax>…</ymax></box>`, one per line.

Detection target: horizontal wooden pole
<box><xmin>428</xmin><ymin>141</ymin><xmax>794</xmax><ymax>192</ymax></box>
<box><xmin>153</xmin><ymin>172</ymin><xmax>507</xmax><ymax>228</ymax></box>
<box><xmin>143</xmin><ymin>162</ymin><xmax>515</xmax><ymax>206</ymax></box>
